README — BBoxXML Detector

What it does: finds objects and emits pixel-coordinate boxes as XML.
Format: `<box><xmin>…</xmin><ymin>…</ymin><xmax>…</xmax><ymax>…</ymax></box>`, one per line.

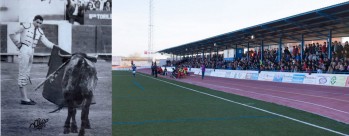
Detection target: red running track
<box><xmin>138</xmin><ymin>69</ymin><xmax>349</xmax><ymax>124</ymax></box>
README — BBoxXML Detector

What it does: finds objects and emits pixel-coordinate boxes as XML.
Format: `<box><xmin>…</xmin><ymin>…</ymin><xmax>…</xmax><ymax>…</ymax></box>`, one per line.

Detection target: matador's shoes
<box><xmin>20</xmin><ymin>99</ymin><xmax>36</xmax><ymax>105</ymax></box>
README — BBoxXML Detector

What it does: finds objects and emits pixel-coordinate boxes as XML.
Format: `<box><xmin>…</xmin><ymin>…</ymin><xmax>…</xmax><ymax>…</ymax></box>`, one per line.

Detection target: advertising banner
<box><xmin>329</xmin><ymin>75</ymin><xmax>347</xmax><ymax>87</ymax></box>
<box><xmin>236</xmin><ymin>72</ymin><xmax>247</xmax><ymax>79</ymax></box>
<box><xmin>258</xmin><ymin>72</ymin><xmax>267</xmax><ymax>81</ymax></box>
<box><xmin>316</xmin><ymin>75</ymin><xmax>330</xmax><ymax>86</ymax></box>
<box><xmin>228</xmin><ymin>71</ymin><xmax>236</xmax><ymax>78</ymax></box>
<box><xmin>84</xmin><ymin>10</ymin><xmax>112</xmax><ymax>25</ymax></box>
<box><xmin>292</xmin><ymin>74</ymin><xmax>305</xmax><ymax>84</ymax></box>
<box><xmin>225</xmin><ymin>71</ymin><xmax>231</xmax><ymax>78</ymax></box>
<box><xmin>245</xmin><ymin>73</ymin><xmax>253</xmax><ymax>80</ymax></box>
<box><xmin>251</xmin><ymin>73</ymin><xmax>259</xmax><ymax>80</ymax></box>
<box><xmin>206</xmin><ymin>69</ymin><xmax>212</xmax><ymax>76</ymax></box>
<box><xmin>303</xmin><ymin>74</ymin><xmax>317</xmax><ymax>84</ymax></box>
<box><xmin>282</xmin><ymin>73</ymin><xmax>293</xmax><ymax>83</ymax></box>
<box><xmin>264</xmin><ymin>72</ymin><xmax>275</xmax><ymax>81</ymax></box>
<box><xmin>272</xmin><ymin>72</ymin><xmax>284</xmax><ymax>82</ymax></box>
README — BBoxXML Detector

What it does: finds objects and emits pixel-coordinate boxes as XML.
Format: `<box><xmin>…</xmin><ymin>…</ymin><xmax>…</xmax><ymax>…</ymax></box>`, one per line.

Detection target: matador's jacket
<box><xmin>11</xmin><ymin>22</ymin><xmax>55</xmax><ymax>87</ymax></box>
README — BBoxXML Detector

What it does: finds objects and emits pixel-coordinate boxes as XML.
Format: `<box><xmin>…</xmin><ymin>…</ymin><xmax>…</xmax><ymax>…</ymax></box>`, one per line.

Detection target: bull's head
<box><xmin>58</xmin><ymin>50</ymin><xmax>98</xmax><ymax>63</ymax></box>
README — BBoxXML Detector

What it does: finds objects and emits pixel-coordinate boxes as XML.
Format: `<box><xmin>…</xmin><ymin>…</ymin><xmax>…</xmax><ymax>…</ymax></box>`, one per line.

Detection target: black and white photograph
<box><xmin>1</xmin><ymin>0</ymin><xmax>112</xmax><ymax>135</ymax></box>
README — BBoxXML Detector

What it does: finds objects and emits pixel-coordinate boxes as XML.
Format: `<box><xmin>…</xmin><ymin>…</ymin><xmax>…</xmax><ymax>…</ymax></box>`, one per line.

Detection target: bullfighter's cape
<box><xmin>43</xmin><ymin>46</ymin><xmax>96</xmax><ymax>106</ymax></box>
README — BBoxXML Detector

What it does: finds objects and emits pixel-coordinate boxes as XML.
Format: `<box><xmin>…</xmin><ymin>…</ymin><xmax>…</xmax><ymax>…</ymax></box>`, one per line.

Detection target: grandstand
<box><xmin>158</xmin><ymin>2</ymin><xmax>349</xmax><ymax>76</ymax></box>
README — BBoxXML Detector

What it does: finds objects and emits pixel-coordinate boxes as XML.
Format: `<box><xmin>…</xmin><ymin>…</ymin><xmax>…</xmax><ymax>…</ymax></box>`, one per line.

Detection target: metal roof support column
<box><xmin>278</xmin><ymin>37</ymin><xmax>282</xmax><ymax>63</ymax></box>
<box><xmin>202</xmin><ymin>50</ymin><xmax>205</xmax><ymax>62</ymax></box>
<box><xmin>301</xmin><ymin>34</ymin><xmax>304</xmax><ymax>63</ymax></box>
<box><xmin>261</xmin><ymin>40</ymin><xmax>264</xmax><ymax>61</ymax></box>
<box><xmin>225</xmin><ymin>45</ymin><xmax>228</xmax><ymax>62</ymax></box>
<box><xmin>247</xmin><ymin>42</ymin><xmax>250</xmax><ymax>68</ymax></box>
<box><xmin>328</xmin><ymin>29</ymin><xmax>332</xmax><ymax>60</ymax></box>
<box><xmin>191</xmin><ymin>52</ymin><xmax>193</xmax><ymax>60</ymax></box>
<box><xmin>209</xmin><ymin>49</ymin><xmax>212</xmax><ymax>61</ymax></box>
<box><xmin>216</xmin><ymin>47</ymin><xmax>218</xmax><ymax>69</ymax></box>
<box><xmin>235</xmin><ymin>44</ymin><xmax>238</xmax><ymax>59</ymax></box>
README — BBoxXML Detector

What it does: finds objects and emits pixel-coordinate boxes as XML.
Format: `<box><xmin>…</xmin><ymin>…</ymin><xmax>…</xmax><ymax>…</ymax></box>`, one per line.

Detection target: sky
<box><xmin>112</xmin><ymin>0</ymin><xmax>349</xmax><ymax>57</ymax></box>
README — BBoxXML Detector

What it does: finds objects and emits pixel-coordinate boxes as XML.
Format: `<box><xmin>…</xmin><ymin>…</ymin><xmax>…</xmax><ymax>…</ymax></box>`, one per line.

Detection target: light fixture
<box><xmin>251</xmin><ymin>35</ymin><xmax>255</xmax><ymax>40</ymax></box>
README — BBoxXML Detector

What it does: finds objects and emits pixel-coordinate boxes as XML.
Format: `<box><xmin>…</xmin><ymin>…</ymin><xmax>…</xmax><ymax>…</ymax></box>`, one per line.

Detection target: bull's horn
<box><xmin>58</xmin><ymin>50</ymin><xmax>72</xmax><ymax>58</ymax></box>
<box><xmin>87</xmin><ymin>54</ymin><xmax>99</xmax><ymax>60</ymax></box>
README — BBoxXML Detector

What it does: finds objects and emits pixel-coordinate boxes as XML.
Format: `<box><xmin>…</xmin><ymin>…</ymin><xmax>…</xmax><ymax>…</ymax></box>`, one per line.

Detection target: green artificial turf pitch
<box><xmin>112</xmin><ymin>71</ymin><xmax>349</xmax><ymax>136</ymax></box>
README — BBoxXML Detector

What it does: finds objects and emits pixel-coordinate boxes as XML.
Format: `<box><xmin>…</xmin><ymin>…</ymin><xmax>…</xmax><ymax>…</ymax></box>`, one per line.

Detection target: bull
<box><xmin>51</xmin><ymin>51</ymin><xmax>98</xmax><ymax>136</ymax></box>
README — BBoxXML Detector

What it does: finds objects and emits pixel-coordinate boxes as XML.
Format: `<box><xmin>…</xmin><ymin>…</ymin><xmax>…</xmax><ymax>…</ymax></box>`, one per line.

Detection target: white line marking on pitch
<box><xmin>139</xmin><ymin>73</ymin><xmax>349</xmax><ymax>136</ymax></box>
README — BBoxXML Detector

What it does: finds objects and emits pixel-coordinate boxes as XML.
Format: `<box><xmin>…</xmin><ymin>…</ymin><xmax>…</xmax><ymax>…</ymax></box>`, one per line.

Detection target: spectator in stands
<box><xmin>327</xmin><ymin>62</ymin><xmax>335</xmax><ymax>74</ymax></box>
<box><xmin>315</xmin><ymin>43</ymin><xmax>320</xmax><ymax>55</ymax></box>
<box><xmin>333</xmin><ymin>41</ymin><xmax>339</xmax><ymax>53</ymax></box>
<box><xmin>339</xmin><ymin>62</ymin><xmax>345</xmax><ymax>73</ymax></box>
<box><xmin>9</xmin><ymin>15</ymin><xmax>58</xmax><ymax>105</ymax></box>
<box><xmin>103</xmin><ymin>0</ymin><xmax>111</xmax><ymax>11</ymax></box>
<box><xmin>86</xmin><ymin>1</ymin><xmax>96</xmax><ymax>11</ymax></box>
<box><xmin>317</xmin><ymin>64</ymin><xmax>323</xmax><ymax>74</ymax></box>
<box><xmin>66</xmin><ymin>0</ymin><xmax>85</xmax><ymax>25</ymax></box>
<box><xmin>284</xmin><ymin>47</ymin><xmax>291</xmax><ymax>56</ymax></box>
<box><xmin>344</xmin><ymin>41</ymin><xmax>349</xmax><ymax>52</ymax></box>
<box><xmin>321</xmin><ymin>43</ymin><xmax>325</xmax><ymax>55</ymax></box>
<box><xmin>94</xmin><ymin>0</ymin><xmax>101</xmax><ymax>11</ymax></box>
<box><xmin>292</xmin><ymin>46</ymin><xmax>297</xmax><ymax>57</ymax></box>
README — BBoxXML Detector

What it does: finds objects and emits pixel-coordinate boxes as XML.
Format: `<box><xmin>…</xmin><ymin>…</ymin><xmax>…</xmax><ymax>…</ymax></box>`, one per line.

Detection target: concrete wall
<box><xmin>2</xmin><ymin>23</ymin><xmax>111</xmax><ymax>55</ymax></box>
<box><xmin>71</xmin><ymin>25</ymin><xmax>112</xmax><ymax>54</ymax></box>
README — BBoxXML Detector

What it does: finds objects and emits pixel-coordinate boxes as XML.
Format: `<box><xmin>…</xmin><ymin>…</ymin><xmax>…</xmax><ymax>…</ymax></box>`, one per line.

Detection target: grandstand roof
<box><xmin>158</xmin><ymin>1</ymin><xmax>349</xmax><ymax>55</ymax></box>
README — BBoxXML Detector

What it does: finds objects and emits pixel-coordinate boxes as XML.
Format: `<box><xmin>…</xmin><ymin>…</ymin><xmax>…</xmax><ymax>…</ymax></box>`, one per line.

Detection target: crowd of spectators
<box><xmin>167</xmin><ymin>41</ymin><xmax>349</xmax><ymax>74</ymax></box>
<box><xmin>66</xmin><ymin>0</ymin><xmax>112</xmax><ymax>25</ymax></box>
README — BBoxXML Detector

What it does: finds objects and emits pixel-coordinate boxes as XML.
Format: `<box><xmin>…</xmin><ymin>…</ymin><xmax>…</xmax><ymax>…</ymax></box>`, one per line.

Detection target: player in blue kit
<box><xmin>132</xmin><ymin>63</ymin><xmax>137</xmax><ymax>77</ymax></box>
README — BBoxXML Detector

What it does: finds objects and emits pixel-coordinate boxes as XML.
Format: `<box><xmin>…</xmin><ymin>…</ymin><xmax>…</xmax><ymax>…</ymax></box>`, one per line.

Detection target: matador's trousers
<box><xmin>18</xmin><ymin>45</ymin><xmax>34</xmax><ymax>87</ymax></box>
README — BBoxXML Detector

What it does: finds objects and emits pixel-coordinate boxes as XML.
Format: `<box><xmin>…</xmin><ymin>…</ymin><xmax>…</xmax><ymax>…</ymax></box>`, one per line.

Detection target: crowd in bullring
<box><xmin>66</xmin><ymin>0</ymin><xmax>112</xmax><ymax>25</ymax></box>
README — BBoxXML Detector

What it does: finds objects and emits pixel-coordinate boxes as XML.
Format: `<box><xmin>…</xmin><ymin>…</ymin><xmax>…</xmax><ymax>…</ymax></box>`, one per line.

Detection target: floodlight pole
<box><xmin>148</xmin><ymin>0</ymin><xmax>154</xmax><ymax>62</ymax></box>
